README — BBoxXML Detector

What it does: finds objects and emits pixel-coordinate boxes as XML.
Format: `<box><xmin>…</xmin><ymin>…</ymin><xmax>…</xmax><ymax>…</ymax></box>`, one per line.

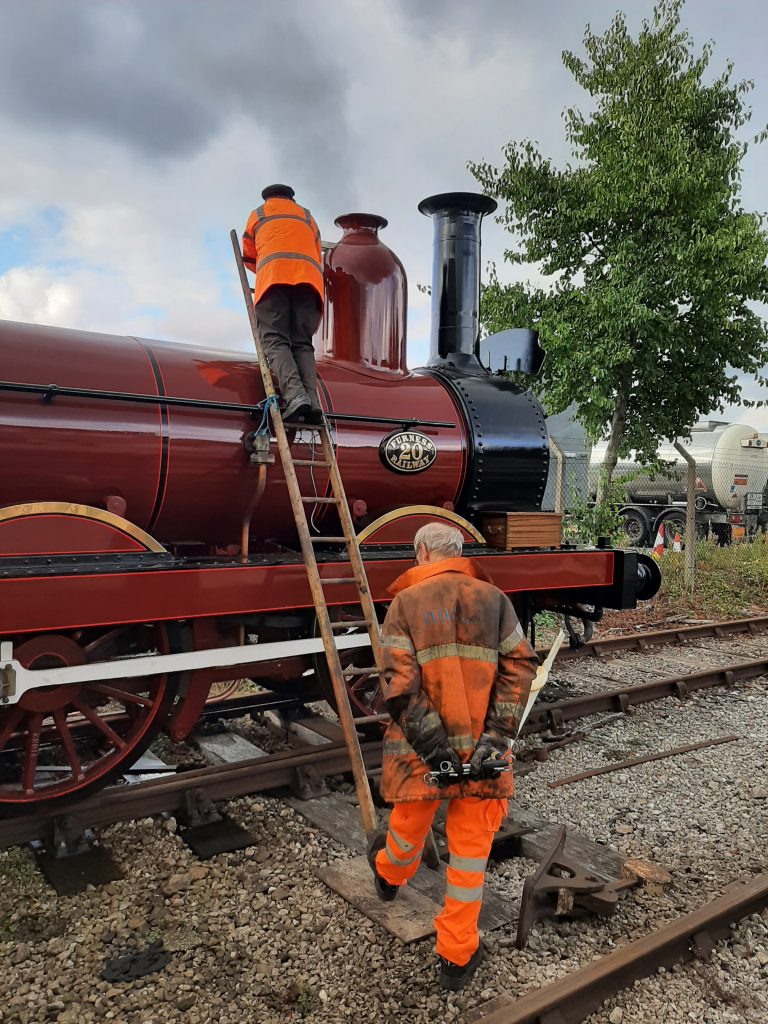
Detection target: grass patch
<box><xmin>657</xmin><ymin>535</ymin><xmax>768</xmax><ymax>619</ymax></box>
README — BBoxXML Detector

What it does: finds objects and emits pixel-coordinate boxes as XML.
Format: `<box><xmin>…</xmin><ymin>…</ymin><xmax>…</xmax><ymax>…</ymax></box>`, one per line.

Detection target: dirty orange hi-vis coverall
<box><xmin>374</xmin><ymin>557</ymin><xmax>537</xmax><ymax>966</ymax></box>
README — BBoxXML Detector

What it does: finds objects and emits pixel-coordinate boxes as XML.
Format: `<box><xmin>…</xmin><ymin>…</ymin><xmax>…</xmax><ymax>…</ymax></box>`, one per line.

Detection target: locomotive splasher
<box><xmin>0</xmin><ymin>193</ymin><xmax>660</xmax><ymax>811</ymax></box>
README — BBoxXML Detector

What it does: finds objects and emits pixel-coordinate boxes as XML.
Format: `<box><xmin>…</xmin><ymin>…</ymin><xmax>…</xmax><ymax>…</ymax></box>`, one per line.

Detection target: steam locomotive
<box><xmin>0</xmin><ymin>192</ymin><xmax>660</xmax><ymax>811</ymax></box>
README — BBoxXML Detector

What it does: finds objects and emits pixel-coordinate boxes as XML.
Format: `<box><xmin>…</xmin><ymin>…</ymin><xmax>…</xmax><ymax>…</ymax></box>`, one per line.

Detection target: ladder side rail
<box><xmin>319</xmin><ymin>427</ymin><xmax>384</xmax><ymax>665</ymax></box>
<box><xmin>230</xmin><ymin>230</ymin><xmax>378</xmax><ymax>838</ymax></box>
<box><xmin>230</xmin><ymin>230</ymin><xmax>280</xmax><ymax>399</ymax></box>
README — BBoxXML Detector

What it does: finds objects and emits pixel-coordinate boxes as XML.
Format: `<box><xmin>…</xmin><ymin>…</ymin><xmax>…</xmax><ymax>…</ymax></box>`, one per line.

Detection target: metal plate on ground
<box><xmin>179</xmin><ymin>815</ymin><xmax>256</xmax><ymax>859</ymax></box>
<box><xmin>123</xmin><ymin>750</ymin><xmax>177</xmax><ymax>785</ymax></box>
<box><xmin>34</xmin><ymin>846</ymin><xmax>124</xmax><ymax>895</ymax></box>
<box><xmin>317</xmin><ymin>855</ymin><xmax>442</xmax><ymax>942</ymax></box>
<box><xmin>191</xmin><ymin>730</ymin><xmax>269</xmax><ymax>764</ymax></box>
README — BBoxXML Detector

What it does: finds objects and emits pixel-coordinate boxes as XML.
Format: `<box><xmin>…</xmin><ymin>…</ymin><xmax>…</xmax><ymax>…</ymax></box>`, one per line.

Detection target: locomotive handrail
<box><xmin>0</xmin><ymin>380</ymin><xmax>454</xmax><ymax>428</ymax></box>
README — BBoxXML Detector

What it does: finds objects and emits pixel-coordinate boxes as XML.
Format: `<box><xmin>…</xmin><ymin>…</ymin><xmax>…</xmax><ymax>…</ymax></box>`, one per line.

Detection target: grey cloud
<box><xmin>0</xmin><ymin>0</ymin><xmax>352</xmax><ymax>179</ymax></box>
<box><xmin>391</xmin><ymin>0</ymin><xmax>628</xmax><ymax>57</ymax></box>
<box><xmin>0</xmin><ymin>3</ymin><xmax>213</xmax><ymax>156</ymax></box>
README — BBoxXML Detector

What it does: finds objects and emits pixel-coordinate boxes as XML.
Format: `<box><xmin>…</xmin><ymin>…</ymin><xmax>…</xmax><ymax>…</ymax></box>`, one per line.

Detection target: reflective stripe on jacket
<box><xmin>242</xmin><ymin>198</ymin><xmax>323</xmax><ymax>304</ymax></box>
<box><xmin>379</xmin><ymin>558</ymin><xmax>537</xmax><ymax>802</ymax></box>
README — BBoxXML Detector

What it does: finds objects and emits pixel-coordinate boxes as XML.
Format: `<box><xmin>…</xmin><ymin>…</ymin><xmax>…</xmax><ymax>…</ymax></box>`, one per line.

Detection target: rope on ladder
<box><xmin>255</xmin><ymin>394</ymin><xmax>280</xmax><ymax>436</ymax></box>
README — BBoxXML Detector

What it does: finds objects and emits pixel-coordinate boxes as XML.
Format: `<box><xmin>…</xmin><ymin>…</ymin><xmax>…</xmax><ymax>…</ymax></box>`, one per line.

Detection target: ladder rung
<box><xmin>301</xmin><ymin>496</ymin><xmax>337</xmax><ymax>504</ymax></box>
<box><xmin>293</xmin><ymin>459</ymin><xmax>330</xmax><ymax>467</ymax></box>
<box><xmin>342</xmin><ymin>666</ymin><xmax>381</xmax><ymax>677</ymax></box>
<box><xmin>311</xmin><ymin>536</ymin><xmax>348</xmax><ymax>544</ymax></box>
<box><xmin>321</xmin><ymin>577</ymin><xmax>359</xmax><ymax>585</ymax></box>
<box><xmin>330</xmin><ymin>619</ymin><xmax>371</xmax><ymax>630</ymax></box>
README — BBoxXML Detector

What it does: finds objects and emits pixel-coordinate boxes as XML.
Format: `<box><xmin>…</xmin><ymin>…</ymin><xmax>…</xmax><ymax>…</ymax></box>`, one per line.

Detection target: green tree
<box><xmin>470</xmin><ymin>0</ymin><xmax>768</xmax><ymax>504</ymax></box>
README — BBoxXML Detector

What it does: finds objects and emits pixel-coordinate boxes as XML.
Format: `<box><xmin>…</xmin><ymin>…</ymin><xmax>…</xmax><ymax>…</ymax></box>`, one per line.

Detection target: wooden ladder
<box><xmin>230</xmin><ymin>230</ymin><xmax>380</xmax><ymax>838</ymax></box>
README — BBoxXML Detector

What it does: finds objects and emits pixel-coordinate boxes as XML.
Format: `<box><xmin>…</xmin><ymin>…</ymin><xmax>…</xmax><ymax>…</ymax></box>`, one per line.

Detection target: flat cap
<box><xmin>261</xmin><ymin>183</ymin><xmax>295</xmax><ymax>200</ymax></box>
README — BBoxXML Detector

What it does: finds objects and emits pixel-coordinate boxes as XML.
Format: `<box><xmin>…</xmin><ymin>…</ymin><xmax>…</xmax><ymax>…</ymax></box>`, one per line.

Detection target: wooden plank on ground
<box><xmin>291</xmin><ymin>793</ymin><xmax>517</xmax><ymax>931</ymax></box>
<box><xmin>292</xmin><ymin>793</ymin><xmax>632</xmax><ymax>883</ymax></box>
<box><xmin>286</xmin><ymin>793</ymin><xmax>366</xmax><ymax>852</ymax></box>
<box><xmin>290</xmin><ymin>714</ymin><xmax>345</xmax><ymax>744</ymax></box>
<box><xmin>512</xmin><ymin>808</ymin><xmax>627</xmax><ymax>881</ymax></box>
<box><xmin>317</xmin><ymin>855</ymin><xmax>441</xmax><ymax>942</ymax></box>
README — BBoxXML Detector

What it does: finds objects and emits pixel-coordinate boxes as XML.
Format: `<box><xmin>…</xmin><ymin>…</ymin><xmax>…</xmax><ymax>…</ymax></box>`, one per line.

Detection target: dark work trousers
<box><xmin>253</xmin><ymin>283</ymin><xmax>322</xmax><ymax>409</ymax></box>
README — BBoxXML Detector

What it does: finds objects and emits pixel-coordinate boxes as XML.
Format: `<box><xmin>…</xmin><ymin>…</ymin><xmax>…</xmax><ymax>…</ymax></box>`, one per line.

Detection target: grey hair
<box><xmin>413</xmin><ymin>522</ymin><xmax>463</xmax><ymax>559</ymax></box>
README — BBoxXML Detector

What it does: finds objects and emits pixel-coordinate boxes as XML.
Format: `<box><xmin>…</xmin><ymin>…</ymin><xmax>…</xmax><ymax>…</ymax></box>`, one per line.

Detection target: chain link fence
<box><xmin>543</xmin><ymin>434</ymin><xmax>768</xmax><ymax>606</ymax></box>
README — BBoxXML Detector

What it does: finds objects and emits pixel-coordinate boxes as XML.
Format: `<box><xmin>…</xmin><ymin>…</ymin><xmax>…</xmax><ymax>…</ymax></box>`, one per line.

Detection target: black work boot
<box><xmin>438</xmin><ymin>943</ymin><xmax>484</xmax><ymax>991</ymax></box>
<box><xmin>304</xmin><ymin>403</ymin><xmax>324</xmax><ymax>425</ymax></box>
<box><xmin>283</xmin><ymin>392</ymin><xmax>310</xmax><ymax>423</ymax></box>
<box><xmin>367</xmin><ymin>825</ymin><xmax>400</xmax><ymax>903</ymax></box>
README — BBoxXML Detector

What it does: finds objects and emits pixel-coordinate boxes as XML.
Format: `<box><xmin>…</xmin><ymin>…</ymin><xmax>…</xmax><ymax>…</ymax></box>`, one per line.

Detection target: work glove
<box><xmin>425</xmin><ymin>748</ymin><xmax>463</xmax><ymax>787</ymax></box>
<box><xmin>469</xmin><ymin>732</ymin><xmax>511</xmax><ymax>780</ymax></box>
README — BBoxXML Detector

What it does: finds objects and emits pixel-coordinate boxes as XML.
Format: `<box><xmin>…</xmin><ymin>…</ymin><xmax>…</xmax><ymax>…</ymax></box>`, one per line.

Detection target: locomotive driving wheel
<box><xmin>313</xmin><ymin>605</ymin><xmax>386</xmax><ymax>719</ymax></box>
<box><xmin>0</xmin><ymin>622</ymin><xmax>182</xmax><ymax>813</ymax></box>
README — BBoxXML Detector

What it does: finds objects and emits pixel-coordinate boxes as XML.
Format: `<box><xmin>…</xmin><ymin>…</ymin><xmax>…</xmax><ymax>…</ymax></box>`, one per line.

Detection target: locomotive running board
<box><xmin>0</xmin><ymin>634</ymin><xmax>370</xmax><ymax>704</ymax></box>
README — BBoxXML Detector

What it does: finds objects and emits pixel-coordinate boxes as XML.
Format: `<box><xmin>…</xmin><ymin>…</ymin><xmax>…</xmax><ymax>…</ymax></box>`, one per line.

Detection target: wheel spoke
<box><xmin>21</xmin><ymin>712</ymin><xmax>43</xmax><ymax>795</ymax></box>
<box><xmin>0</xmin><ymin>707</ymin><xmax>24</xmax><ymax>751</ymax></box>
<box><xmin>350</xmin><ymin>676</ymin><xmax>373</xmax><ymax>697</ymax></box>
<box><xmin>82</xmin><ymin>625</ymin><xmax>131</xmax><ymax>659</ymax></box>
<box><xmin>52</xmin><ymin>708</ymin><xmax>83</xmax><ymax>780</ymax></box>
<box><xmin>70</xmin><ymin>698</ymin><xmax>126</xmax><ymax>750</ymax></box>
<box><xmin>86</xmin><ymin>684</ymin><xmax>153</xmax><ymax>708</ymax></box>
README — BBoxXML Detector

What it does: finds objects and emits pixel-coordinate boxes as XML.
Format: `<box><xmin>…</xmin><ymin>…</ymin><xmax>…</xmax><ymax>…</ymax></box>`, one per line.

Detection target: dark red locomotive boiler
<box><xmin>0</xmin><ymin>193</ymin><xmax>660</xmax><ymax>811</ymax></box>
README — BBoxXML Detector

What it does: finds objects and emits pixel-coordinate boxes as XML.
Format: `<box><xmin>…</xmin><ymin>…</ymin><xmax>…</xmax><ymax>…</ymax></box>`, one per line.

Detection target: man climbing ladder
<box><xmin>242</xmin><ymin>184</ymin><xmax>324</xmax><ymax>423</ymax></box>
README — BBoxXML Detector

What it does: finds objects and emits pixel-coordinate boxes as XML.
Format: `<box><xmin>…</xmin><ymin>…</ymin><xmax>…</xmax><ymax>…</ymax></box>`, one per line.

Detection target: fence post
<box><xmin>548</xmin><ymin>437</ymin><xmax>565</xmax><ymax>514</ymax></box>
<box><xmin>673</xmin><ymin>441</ymin><xmax>696</xmax><ymax>592</ymax></box>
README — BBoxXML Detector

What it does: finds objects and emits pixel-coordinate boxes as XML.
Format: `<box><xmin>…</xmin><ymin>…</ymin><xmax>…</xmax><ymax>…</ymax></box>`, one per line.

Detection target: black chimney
<box><xmin>418</xmin><ymin>191</ymin><xmax>497</xmax><ymax>374</ymax></box>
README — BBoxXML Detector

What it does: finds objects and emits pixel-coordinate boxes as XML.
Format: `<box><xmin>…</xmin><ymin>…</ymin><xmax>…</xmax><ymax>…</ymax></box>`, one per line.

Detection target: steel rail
<box><xmin>2</xmin><ymin>650</ymin><xmax>766</xmax><ymax>848</ymax></box>
<box><xmin>0</xmin><ymin>737</ymin><xmax>383</xmax><ymax>850</ymax></box>
<box><xmin>475</xmin><ymin>873</ymin><xmax>768</xmax><ymax>1024</ymax></box>
<box><xmin>549</xmin><ymin>614</ymin><xmax>768</xmax><ymax>660</ymax></box>
<box><xmin>524</xmin><ymin>655</ymin><xmax>768</xmax><ymax>733</ymax></box>
<box><xmin>546</xmin><ymin>734</ymin><xmax>740</xmax><ymax>789</ymax></box>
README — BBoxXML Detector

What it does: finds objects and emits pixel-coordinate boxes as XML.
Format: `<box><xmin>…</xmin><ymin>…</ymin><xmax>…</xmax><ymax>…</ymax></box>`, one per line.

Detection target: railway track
<box><xmin>3</xmin><ymin>641</ymin><xmax>767</xmax><ymax>851</ymax></box>
<box><xmin>0</xmin><ymin>735</ymin><xmax>383</xmax><ymax>850</ymax></box>
<box><xmin>473</xmin><ymin>873</ymin><xmax>768</xmax><ymax>1024</ymax></box>
<box><xmin>543</xmin><ymin>612</ymin><xmax>768</xmax><ymax>659</ymax></box>
<box><xmin>3</xmin><ymin>622</ymin><xmax>766</xmax><ymax>1023</ymax></box>
<box><xmin>195</xmin><ymin>612</ymin><xmax>768</xmax><ymax>722</ymax></box>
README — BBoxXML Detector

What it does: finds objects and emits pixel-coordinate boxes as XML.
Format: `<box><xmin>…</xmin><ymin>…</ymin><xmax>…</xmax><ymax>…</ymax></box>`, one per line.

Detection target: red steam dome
<box><xmin>316</xmin><ymin>213</ymin><xmax>407</xmax><ymax>374</ymax></box>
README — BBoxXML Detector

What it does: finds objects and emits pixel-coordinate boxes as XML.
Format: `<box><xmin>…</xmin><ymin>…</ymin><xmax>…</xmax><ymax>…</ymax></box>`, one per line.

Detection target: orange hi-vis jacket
<box><xmin>379</xmin><ymin>557</ymin><xmax>537</xmax><ymax>803</ymax></box>
<box><xmin>242</xmin><ymin>197</ymin><xmax>323</xmax><ymax>305</ymax></box>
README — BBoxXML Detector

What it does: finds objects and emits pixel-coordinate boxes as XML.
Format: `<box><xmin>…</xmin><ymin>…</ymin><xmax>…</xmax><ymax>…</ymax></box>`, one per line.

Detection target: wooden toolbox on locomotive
<box><xmin>480</xmin><ymin>513</ymin><xmax>562</xmax><ymax>550</ymax></box>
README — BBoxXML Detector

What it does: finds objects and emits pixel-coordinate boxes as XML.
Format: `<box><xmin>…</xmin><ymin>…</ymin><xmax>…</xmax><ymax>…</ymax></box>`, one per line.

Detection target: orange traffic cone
<box><xmin>652</xmin><ymin>526</ymin><xmax>664</xmax><ymax>559</ymax></box>
<box><xmin>673</xmin><ymin>532</ymin><xmax>682</xmax><ymax>553</ymax></box>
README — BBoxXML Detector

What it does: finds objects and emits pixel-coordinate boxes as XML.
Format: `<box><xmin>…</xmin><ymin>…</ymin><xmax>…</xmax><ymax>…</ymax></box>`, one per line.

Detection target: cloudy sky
<box><xmin>0</xmin><ymin>0</ymin><xmax>766</xmax><ymax>424</ymax></box>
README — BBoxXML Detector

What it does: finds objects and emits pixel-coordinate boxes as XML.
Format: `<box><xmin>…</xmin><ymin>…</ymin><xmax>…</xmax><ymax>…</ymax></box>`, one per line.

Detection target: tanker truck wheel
<box><xmin>312</xmin><ymin>606</ymin><xmax>386</xmax><ymax>719</ymax></box>
<box><xmin>655</xmin><ymin>509</ymin><xmax>687</xmax><ymax>547</ymax></box>
<box><xmin>0</xmin><ymin>622</ymin><xmax>182</xmax><ymax>814</ymax></box>
<box><xmin>620</xmin><ymin>507</ymin><xmax>649</xmax><ymax>546</ymax></box>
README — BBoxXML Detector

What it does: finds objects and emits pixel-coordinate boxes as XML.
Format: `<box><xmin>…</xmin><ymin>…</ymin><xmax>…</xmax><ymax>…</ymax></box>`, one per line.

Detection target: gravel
<box><xmin>0</xmin><ymin>637</ymin><xmax>766</xmax><ymax>1023</ymax></box>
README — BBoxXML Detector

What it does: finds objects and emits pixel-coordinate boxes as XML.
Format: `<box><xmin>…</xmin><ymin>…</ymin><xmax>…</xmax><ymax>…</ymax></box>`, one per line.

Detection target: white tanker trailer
<box><xmin>588</xmin><ymin>421</ymin><xmax>768</xmax><ymax>546</ymax></box>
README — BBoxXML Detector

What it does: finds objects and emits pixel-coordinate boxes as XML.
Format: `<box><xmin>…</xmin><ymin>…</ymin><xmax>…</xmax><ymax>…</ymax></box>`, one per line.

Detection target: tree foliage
<box><xmin>469</xmin><ymin>0</ymin><xmax>768</xmax><ymax>501</ymax></box>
